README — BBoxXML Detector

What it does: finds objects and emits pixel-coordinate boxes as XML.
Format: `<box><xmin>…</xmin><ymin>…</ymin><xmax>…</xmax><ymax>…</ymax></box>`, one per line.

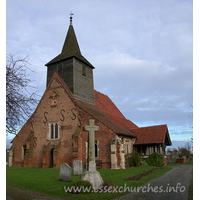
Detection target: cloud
<box><xmin>6</xmin><ymin>0</ymin><xmax>193</xmax><ymax>142</ymax></box>
<box><xmin>92</xmin><ymin>49</ymin><xmax>192</xmax><ymax>141</ymax></box>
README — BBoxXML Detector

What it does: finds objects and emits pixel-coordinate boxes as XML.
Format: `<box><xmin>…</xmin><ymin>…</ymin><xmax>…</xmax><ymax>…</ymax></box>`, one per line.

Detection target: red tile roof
<box><xmin>94</xmin><ymin>90</ymin><xmax>138</xmax><ymax>130</ymax></box>
<box><xmin>132</xmin><ymin>124</ymin><xmax>172</xmax><ymax>145</ymax></box>
<box><xmin>75</xmin><ymin>91</ymin><xmax>138</xmax><ymax>137</ymax></box>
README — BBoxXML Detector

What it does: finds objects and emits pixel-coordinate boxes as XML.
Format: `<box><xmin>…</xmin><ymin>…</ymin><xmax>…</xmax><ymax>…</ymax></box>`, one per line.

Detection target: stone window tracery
<box><xmin>49</xmin><ymin>122</ymin><xmax>59</xmax><ymax>139</ymax></box>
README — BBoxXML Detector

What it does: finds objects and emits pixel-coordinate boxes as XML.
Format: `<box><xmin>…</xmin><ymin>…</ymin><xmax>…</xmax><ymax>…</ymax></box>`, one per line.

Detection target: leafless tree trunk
<box><xmin>6</xmin><ymin>53</ymin><xmax>38</xmax><ymax>134</ymax></box>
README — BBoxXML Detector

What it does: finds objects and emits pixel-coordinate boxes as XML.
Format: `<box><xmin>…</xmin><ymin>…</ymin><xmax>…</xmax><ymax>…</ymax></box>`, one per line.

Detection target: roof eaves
<box><xmin>45</xmin><ymin>54</ymin><xmax>94</xmax><ymax>69</ymax></box>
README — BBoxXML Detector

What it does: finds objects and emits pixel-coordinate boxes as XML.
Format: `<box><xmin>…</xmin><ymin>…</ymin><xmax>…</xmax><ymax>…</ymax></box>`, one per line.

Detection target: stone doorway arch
<box><xmin>110</xmin><ymin>136</ymin><xmax>125</xmax><ymax>169</ymax></box>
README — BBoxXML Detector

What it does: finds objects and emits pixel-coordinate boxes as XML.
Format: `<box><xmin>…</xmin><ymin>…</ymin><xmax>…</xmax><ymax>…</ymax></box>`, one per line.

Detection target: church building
<box><xmin>9</xmin><ymin>16</ymin><xmax>171</xmax><ymax>169</ymax></box>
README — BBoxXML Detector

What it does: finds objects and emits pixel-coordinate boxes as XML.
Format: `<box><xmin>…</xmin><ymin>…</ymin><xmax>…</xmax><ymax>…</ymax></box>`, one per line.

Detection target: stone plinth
<box><xmin>80</xmin><ymin>170</ymin><xmax>103</xmax><ymax>189</ymax></box>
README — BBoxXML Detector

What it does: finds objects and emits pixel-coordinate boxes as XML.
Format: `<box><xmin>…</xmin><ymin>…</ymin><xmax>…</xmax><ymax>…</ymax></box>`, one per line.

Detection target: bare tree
<box><xmin>6</xmin><ymin>53</ymin><xmax>38</xmax><ymax>134</ymax></box>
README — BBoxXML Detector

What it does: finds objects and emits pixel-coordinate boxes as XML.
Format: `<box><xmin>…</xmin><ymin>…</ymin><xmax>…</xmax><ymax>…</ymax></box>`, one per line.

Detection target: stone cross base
<box><xmin>80</xmin><ymin>171</ymin><xmax>103</xmax><ymax>189</ymax></box>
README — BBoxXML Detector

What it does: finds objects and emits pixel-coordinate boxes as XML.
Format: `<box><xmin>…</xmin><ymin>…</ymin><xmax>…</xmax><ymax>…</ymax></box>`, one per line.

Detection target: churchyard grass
<box><xmin>6</xmin><ymin>166</ymin><xmax>172</xmax><ymax>200</ymax></box>
<box><xmin>168</xmin><ymin>161</ymin><xmax>193</xmax><ymax>166</ymax></box>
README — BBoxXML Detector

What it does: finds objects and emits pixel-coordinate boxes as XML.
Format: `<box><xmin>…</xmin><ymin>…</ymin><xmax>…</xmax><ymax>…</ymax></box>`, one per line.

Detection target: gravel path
<box><xmin>115</xmin><ymin>165</ymin><xmax>193</xmax><ymax>200</ymax></box>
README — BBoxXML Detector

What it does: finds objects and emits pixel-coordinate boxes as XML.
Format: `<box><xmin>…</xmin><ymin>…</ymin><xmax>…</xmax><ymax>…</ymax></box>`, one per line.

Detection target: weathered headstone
<box><xmin>73</xmin><ymin>160</ymin><xmax>83</xmax><ymax>175</ymax></box>
<box><xmin>80</xmin><ymin>119</ymin><xmax>103</xmax><ymax>189</ymax></box>
<box><xmin>60</xmin><ymin>163</ymin><xmax>71</xmax><ymax>181</ymax></box>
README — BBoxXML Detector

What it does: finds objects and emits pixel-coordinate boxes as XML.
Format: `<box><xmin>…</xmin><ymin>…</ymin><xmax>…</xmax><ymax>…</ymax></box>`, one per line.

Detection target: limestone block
<box><xmin>111</xmin><ymin>145</ymin><xmax>116</xmax><ymax>154</ymax></box>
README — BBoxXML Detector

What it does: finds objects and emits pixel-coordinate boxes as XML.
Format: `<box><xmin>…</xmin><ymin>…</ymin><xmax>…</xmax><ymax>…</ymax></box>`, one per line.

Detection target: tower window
<box><xmin>82</xmin><ymin>65</ymin><xmax>86</xmax><ymax>76</ymax></box>
<box><xmin>49</xmin><ymin>122</ymin><xmax>59</xmax><ymax>139</ymax></box>
<box><xmin>57</xmin><ymin>64</ymin><xmax>63</xmax><ymax>74</ymax></box>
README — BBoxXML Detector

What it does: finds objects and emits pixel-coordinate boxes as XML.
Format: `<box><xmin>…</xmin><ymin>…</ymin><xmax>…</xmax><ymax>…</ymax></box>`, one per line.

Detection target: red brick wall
<box><xmin>77</xmin><ymin>107</ymin><xmax>116</xmax><ymax>169</ymax></box>
<box><xmin>12</xmin><ymin>76</ymin><xmax>83</xmax><ymax>167</ymax></box>
<box><xmin>176</xmin><ymin>158</ymin><xmax>186</xmax><ymax>163</ymax></box>
<box><xmin>11</xmin><ymin>75</ymin><xmax>116</xmax><ymax>169</ymax></box>
<box><xmin>164</xmin><ymin>156</ymin><xmax>167</xmax><ymax>166</ymax></box>
<box><xmin>12</xmin><ymin>117</ymin><xmax>34</xmax><ymax>166</ymax></box>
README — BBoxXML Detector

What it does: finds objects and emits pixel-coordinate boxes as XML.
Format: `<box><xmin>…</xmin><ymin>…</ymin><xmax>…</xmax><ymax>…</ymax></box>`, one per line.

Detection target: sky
<box><xmin>6</xmin><ymin>0</ymin><xmax>193</xmax><ymax>149</ymax></box>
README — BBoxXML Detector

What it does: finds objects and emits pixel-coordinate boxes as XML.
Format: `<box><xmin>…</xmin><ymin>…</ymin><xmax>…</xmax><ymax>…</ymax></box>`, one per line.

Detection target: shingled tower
<box><xmin>45</xmin><ymin>14</ymin><xmax>95</xmax><ymax>104</ymax></box>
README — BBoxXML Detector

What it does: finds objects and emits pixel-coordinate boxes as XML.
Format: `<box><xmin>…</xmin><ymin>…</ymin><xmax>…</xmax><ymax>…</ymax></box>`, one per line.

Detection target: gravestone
<box><xmin>73</xmin><ymin>160</ymin><xmax>83</xmax><ymax>175</ymax></box>
<box><xmin>60</xmin><ymin>163</ymin><xmax>71</xmax><ymax>181</ymax></box>
<box><xmin>80</xmin><ymin>119</ymin><xmax>103</xmax><ymax>189</ymax></box>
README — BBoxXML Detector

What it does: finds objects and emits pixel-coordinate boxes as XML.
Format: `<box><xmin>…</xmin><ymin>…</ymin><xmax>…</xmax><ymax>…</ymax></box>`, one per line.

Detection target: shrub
<box><xmin>146</xmin><ymin>153</ymin><xmax>164</xmax><ymax>167</ymax></box>
<box><xmin>102</xmin><ymin>180</ymin><xmax>114</xmax><ymax>187</ymax></box>
<box><xmin>125</xmin><ymin>152</ymin><xmax>141</xmax><ymax>167</ymax></box>
<box><xmin>140</xmin><ymin>160</ymin><xmax>148</xmax><ymax>167</ymax></box>
<box><xmin>71</xmin><ymin>180</ymin><xmax>92</xmax><ymax>193</ymax></box>
<box><xmin>101</xmin><ymin>180</ymin><xmax>116</xmax><ymax>193</ymax></box>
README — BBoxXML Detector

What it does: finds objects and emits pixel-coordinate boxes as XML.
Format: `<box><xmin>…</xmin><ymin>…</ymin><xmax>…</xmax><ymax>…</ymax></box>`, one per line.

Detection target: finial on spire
<box><xmin>70</xmin><ymin>12</ymin><xmax>74</xmax><ymax>25</ymax></box>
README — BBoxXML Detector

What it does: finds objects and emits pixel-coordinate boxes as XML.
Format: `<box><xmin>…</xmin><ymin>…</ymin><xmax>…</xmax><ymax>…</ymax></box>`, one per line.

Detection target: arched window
<box><xmin>49</xmin><ymin>122</ymin><xmax>59</xmax><ymax>139</ymax></box>
<box><xmin>51</xmin><ymin>124</ymin><xmax>54</xmax><ymax>139</ymax></box>
<box><xmin>55</xmin><ymin>123</ymin><xmax>58</xmax><ymax>139</ymax></box>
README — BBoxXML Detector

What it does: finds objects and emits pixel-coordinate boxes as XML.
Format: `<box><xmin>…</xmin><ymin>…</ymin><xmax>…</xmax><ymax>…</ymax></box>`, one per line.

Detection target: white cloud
<box><xmin>6</xmin><ymin>0</ymin><xmax>193</xmax><ymax>142</ymax></box>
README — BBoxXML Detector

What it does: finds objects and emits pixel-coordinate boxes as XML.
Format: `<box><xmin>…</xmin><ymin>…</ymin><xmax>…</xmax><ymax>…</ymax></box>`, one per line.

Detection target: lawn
<box><xmin>168</xmin><ymin>161</ymin><xmax>193</xmax><ymax>166</ymax></box>
<box><xmin>6</xmin><ymin>166</ymin><xmax>172</xmax><ymax>200</ymax></box>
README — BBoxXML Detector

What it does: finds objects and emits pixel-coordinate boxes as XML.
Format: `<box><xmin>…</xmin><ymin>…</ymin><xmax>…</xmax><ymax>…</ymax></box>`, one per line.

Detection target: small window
<box><xmin>57</xmin><ymin>64</ymin><xmax>63</xmax><ymax>74</ymax></box>
<box><xmin>82</xmin><ymin>65</ymin><xmax>86</xmax><ymax>76</ymax></box>
<box><xmin>49</xmin><ymin>122</ymin><xmax>59</xmax><ymax>139</ymax></box>
<box><xmin>95</xmin><ymin>141</ymin><xmax>98</xmax><ymax>158</ymax></box>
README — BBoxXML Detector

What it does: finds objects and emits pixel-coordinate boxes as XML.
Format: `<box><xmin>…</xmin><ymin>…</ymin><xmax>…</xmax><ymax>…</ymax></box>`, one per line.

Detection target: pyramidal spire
<box><xmin>61</xmin><ymin>13</ymin><xmax>81</xmax><ymax>55</ymax></box>
<box><xmin>45</xmin><ymin>13</ymin><xmax>94</xmax><ymax>69</ymax></box>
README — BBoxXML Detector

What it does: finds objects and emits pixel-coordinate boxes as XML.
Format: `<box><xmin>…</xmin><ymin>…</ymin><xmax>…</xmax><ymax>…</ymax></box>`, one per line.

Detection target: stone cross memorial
<box><xmin>84</xmin><ymin>119</ymin><xmax>99</xmax><ymax>172</ymax></box>
<box><xmin>80</xmin><ymin>119</ymin><xmax>103</xmax><ymax>189</ymax></box>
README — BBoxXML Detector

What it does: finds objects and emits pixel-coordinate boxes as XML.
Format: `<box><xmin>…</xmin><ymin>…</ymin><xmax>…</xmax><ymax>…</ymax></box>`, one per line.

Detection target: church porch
<box><xmin>133</xmin><ymin>143</ymin><xmax>166</xmax><ymax>156</ymax></box>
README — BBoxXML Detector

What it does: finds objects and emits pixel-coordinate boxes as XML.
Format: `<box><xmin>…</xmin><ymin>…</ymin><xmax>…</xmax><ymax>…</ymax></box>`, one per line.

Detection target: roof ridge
<box><xmin>132</xmin><ymin>124</ymin><xmax>167</xmax><ymax>130</ymax></box>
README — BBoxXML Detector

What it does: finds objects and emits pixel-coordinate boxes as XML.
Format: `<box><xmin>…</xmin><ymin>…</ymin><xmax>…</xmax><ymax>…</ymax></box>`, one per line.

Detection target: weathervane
<box><xmin>70</xmin><ymin>12</ymin><xmax>74</xmax><ymax>25</ymax></box>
